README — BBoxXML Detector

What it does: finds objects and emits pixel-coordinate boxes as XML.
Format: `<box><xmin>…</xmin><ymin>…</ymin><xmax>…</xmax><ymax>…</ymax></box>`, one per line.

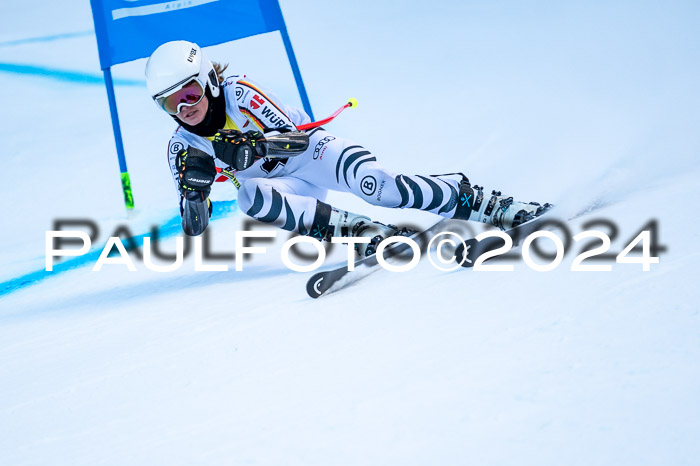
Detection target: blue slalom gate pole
<box><xmin>279</xmin><ymin>27</ymin><xmax>314</xmax><ymax>120</ymax></box>
<box><xmin>102</xmin><ymin>67</ymin><xmax>134</xmax><ymax>210</ymax></box>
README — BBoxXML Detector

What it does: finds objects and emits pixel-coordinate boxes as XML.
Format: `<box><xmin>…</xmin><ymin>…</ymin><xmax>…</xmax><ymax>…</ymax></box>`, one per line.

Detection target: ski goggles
<box><xmin>154</xmin><ymin>77</ymin><xmax>205</xmax><ymax>115</ymax></box>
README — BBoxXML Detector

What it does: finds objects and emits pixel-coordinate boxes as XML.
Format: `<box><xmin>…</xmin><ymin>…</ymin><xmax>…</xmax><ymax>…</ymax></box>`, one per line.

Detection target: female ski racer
<box><xmin>145</xmin><ymin>40</ymin><xmax>547</xmax><ymax>257</ymax></box>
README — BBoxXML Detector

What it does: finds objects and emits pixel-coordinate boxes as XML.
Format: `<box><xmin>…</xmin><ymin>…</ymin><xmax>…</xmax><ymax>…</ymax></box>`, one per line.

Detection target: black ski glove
<box><xmin>212</xmin><ymin>129</ymin><xmax>267</xmax><ymax>171</ymax></box>
<box><xmin>176</xmin><ymin>146</ymin><xmax>217</xmax><ymax>194</ymax></box>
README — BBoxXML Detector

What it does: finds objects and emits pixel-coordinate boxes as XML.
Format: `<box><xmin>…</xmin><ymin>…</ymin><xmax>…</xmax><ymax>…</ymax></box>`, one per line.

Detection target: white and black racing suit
<box><xmin>167</xmin><ymin>75</ymin><xmax>462</xmax><ymax>237</ymax></box>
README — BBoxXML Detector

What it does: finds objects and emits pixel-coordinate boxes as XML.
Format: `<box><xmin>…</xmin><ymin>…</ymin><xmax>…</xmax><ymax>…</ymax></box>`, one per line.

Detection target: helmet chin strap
<box><xmin>171</xmin><ymin>86</ymin><xmax>226</xmax><ymax>137</ymax></box>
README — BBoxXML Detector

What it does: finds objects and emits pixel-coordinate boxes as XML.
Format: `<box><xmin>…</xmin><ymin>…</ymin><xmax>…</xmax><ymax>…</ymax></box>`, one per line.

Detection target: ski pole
<box><xmin>296</xmin><ymin>98</ymin><xmax>358</xmax><ymax>131</ymax></box>
<box><xmin>214</xmin><ymin>98</ymin><xmax>358</xmax><ymax>183</ymax></box>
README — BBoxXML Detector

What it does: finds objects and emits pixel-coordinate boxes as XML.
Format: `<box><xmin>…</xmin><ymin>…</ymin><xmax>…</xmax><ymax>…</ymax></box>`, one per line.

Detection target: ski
<box><xmin>454</xmin><ymin>206</ymin><xmax>558</xmax><ymax>267</ymax></box>
<box><xmin>306</xmin><ymin>219</ymin><xmax>451</xmax><ymax>298</ymax></box>
<box><xmin>306</xmin><ymin>197</ymin><xmax>618</xmax><ymax>297</ymax></box>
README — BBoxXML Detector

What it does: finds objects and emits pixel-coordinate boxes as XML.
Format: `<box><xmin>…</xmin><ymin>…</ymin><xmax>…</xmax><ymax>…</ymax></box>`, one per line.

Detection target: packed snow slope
<box><xmin>1</xmin><ymin>1</ymin><xmax>699</xmax><ymax>465</ymax></box>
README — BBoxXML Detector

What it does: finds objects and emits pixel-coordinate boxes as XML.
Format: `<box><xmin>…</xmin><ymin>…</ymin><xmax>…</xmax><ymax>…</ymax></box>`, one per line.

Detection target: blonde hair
<box><xmin>212</xmin><ymin>62</ymin><xmax>229</xmax><ymax>84</ymax></box>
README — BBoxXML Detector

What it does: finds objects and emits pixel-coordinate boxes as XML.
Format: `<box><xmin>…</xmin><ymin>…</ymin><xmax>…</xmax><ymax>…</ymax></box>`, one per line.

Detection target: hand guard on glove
<box><xmin>176</xmin><ymin>146</ymin><xmax>217</xmax><ymax>194</ymax></box>
<box><xmin>211</xmin><ymin>129</ymin><xmax>267</xmax><ymax>171</ymax></box>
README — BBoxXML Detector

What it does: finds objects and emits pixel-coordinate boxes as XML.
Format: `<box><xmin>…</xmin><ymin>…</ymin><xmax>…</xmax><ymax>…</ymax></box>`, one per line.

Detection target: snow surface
<box><xmin>1</xmin><ymin>1</ymin><xmax>699</xmax><ymax>465</ymax></box>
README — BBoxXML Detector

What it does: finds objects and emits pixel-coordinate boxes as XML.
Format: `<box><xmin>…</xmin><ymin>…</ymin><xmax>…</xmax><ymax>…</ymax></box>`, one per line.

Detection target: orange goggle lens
<box><xmin>156</xmin><ymin>80</ymin><xmax>205</xmax><ymax>115</ymax></box>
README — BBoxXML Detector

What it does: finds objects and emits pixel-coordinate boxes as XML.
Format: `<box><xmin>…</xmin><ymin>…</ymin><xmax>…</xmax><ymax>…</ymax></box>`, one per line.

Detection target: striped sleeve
<box><xmin>167</xmin><ymin>133</ymin><xmax>187</xmax><ymax>193</ymax></box>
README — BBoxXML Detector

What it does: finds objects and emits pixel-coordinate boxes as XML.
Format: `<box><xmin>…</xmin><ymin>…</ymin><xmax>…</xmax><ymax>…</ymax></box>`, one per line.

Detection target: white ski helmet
<box><xmin>145</xmin><ymin>40</ymin><xmax>220</xmax><ymax>114</ymax></box>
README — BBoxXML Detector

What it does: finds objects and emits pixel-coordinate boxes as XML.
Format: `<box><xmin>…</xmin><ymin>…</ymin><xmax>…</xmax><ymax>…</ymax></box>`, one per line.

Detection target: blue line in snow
<box><xmin>0</xmin><ymin>200</ymin><xmax>239</xmax><ymax>298</ymax></box>
<box><xmin>0</xmin><ymin>63</ymin><xmax>143</xmax><ymax>87</ymax></box>
<box><xmin>0</xmin><ymin>31</ymin><xmax>94</xmax><ymax>47</ymax></box>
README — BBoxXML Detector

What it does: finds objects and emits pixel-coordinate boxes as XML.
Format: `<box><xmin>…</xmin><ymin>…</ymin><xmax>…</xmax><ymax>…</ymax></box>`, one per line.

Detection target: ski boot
<box><xmin>327</xmin><ymin>207</ymin><xmax>404</xmax><ymax>257</ymax></box>
<box><xmin>453</xmin><ymin>177</ymin><xmax>551</xmax><ymax>230</ymax></box>
<box><xmin>309</xmin><ymin>202</ymin><xmax>403</xmax><ymax>257</ymax></box>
